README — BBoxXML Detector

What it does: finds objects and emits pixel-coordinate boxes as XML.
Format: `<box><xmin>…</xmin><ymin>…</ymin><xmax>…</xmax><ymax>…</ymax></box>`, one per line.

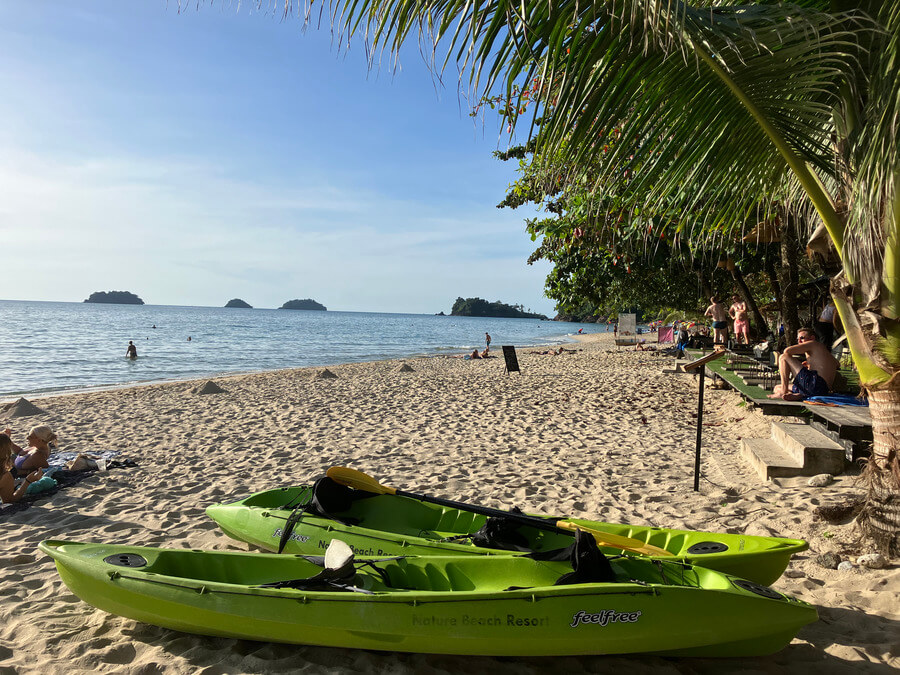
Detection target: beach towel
<box><xmin>805</xmin><ymin>394</ymin><xmax>868</xmax><ymax>407</ymax></box>
<box><xmin>1</xmin><ymin>458</ymin><xmax>138</xmax><ymax>518</ymax></box>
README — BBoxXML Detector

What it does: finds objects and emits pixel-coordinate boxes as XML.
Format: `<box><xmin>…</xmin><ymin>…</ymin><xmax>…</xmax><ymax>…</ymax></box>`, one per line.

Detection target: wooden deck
<box><xmin>686</xmin><ymin>349</ymin><xmax>807</xmax><ymax>415</ymax></box>
<box><xmin>803</xmin><ymin>403</ymin><xmax>872</xmax><ymax>462</ymax></box>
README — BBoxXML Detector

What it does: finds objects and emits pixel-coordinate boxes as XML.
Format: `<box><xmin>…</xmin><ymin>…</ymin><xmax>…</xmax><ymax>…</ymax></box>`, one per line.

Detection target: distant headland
<box><xmin>225</xmin><ymin>298</ymin><xmax>253</xmax><ymax>308</ymax></box>
<box><xmin>280</xmin><ymin>299</ymin><xmax>327</xmax><ymax>311</ymax></box>
<box><xmin>450</xmin><ymin>297</ymin><xmax>548</xmax><ymax>320</ymax></box>
<box><xmin>84</xmin><ymin>291</ymin><xmax>144</xmax><ymax>305</ymax></box>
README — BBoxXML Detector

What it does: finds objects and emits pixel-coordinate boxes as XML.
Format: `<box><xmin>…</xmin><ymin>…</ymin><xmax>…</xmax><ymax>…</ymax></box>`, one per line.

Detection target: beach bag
<box><xmin>26</xmin><ymin>475</ymin><xmax>58</xmax><ymax>495</ymax></box>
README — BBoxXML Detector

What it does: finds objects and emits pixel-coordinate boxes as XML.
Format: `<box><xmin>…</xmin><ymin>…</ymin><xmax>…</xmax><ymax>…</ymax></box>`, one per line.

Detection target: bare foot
<box><xmin>767</xmin><ymin>392</ymin><xmax>783</xmax><ymax>399</ymax></box>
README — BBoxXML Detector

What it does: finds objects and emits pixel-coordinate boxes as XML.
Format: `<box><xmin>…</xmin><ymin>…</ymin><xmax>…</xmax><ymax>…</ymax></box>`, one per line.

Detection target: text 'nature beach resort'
<box><xmin>1</xmin><ymin>2</ymin><xmax>898</xmax><ymax>674</ymax></box>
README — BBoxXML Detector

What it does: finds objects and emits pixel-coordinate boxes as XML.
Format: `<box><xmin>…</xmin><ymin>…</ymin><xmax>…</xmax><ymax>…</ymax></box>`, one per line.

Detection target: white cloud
<box><xmin>0</xmin><ymin>147</ymin><xmax>552</xmax><ymax>314</ymax></box>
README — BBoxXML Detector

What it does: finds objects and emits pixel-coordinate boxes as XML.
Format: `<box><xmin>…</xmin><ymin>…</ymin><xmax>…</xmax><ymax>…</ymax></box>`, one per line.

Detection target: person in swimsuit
<box><xmin>816</xmin><ymin>301</ymin><xmax>836</xmax><ymax>348</ymax></box>
<box><xmin>767</xmin><ymin>327</ymin><xmax>838</xmax><ymax>401</ymax></box>
<box><xmin>126</xmin><ymin>341</ymin><xmax>138</xmax><ymax>359</ymax></box>
<box><xmin>485</xmin><ymin>333</ymin><xmax>491</xmax><ymax>349</ymax></box>
<box><xmin>704</xmin><ymin>296</ymin><xmax>730</xmax><ymax>345</ymax></box>
<box><xmin>0</xmin><ymin>433</ymin><xmax>42</xmax><ymax>503</ymax></box>
<box><xmin>729</xmin><ymin>294</ymin><xmax>750</xmax><ymax>344</ymax></box>
<box><xmin>10</xmin><ymin>425</ymin><xmax>57</xmax><ymax>478</ymax></box>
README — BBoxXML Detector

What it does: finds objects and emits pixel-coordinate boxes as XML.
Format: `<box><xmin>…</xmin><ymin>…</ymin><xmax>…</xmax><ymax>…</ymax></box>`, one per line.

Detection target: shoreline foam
<box><xmin>1</xmin><ymin>331</ymin><xmax>895</xmax><ymax>673</ymax></box>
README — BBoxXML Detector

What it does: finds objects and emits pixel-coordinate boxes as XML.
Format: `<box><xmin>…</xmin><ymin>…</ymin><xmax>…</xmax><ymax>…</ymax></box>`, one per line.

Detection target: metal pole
<box><xmin>693</xmin><ymin>365</ymin><xmax>705</xmax><ymax>492</ymax></box>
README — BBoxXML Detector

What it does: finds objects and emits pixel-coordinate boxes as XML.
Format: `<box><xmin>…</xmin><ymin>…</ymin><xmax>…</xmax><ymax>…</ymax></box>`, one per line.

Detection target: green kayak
<box><xmin>40</xmin><ymin>538</ymin><xmax>816</xmax><ymax>656</ymax></box>
<box><xmin>206</xmin><ymin>479</ymin><xmax>808</xmax><ymax>585</ymax></box>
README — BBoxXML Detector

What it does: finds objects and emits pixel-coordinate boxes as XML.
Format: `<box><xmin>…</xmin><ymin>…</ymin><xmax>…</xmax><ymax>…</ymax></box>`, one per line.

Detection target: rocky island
<box><xmin>225</xmin><ymin>299</ymin><xmax>253</xmax><ymax>308</ymax></box>
<box><xmin>450</xmin><ymin>297</ymin><xmax>547</xmax><ymax>320</ymax></box>
<box><xmin>84</xmin><ymin>291</ymin><xmax>144</xmax><ymax>305</ymax></box>
<box><xmin>280</xmin><ymin>299</ymin><xmax>327</xmax><ymax>311</ymax></box>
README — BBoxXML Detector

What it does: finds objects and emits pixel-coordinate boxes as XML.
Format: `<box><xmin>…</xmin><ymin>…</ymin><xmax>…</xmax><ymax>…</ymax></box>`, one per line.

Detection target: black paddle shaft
<box><xmin>393</xmin><ymin>488</ymin><xmax>562</xmax><ymax>534</ymax></box>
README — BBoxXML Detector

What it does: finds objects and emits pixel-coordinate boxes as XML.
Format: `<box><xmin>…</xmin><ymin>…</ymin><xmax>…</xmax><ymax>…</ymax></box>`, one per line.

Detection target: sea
<box><xmin>0</xmin><ymin>300</ymin><xmax>608</xmax><ymax>401</ymax></box>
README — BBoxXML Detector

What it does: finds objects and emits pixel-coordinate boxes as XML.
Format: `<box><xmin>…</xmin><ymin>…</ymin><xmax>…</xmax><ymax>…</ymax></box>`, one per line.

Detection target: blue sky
<box><xmin>0</xmin><ymin>2</ymin><xmax>554</xmax><ymax>315</ymax></box>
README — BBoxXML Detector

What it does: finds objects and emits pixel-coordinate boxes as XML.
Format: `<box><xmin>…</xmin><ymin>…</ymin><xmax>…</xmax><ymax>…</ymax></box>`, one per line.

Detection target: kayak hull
<box><xmin>207</xmin><ymin>486</ymin><xmax>807</xmax><ymax>585</ymax></box>
<box><xmin>40</xmin><ymin>540</ymin><xmax>817</xmax><ymax>657</ymax></box>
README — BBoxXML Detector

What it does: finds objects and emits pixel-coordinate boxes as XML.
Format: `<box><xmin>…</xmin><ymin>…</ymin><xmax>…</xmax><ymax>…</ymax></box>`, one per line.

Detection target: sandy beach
<box><xmin>1</xmin><ymin>332</ymin><xmax>896</xmax><ymax>674</ymax></box>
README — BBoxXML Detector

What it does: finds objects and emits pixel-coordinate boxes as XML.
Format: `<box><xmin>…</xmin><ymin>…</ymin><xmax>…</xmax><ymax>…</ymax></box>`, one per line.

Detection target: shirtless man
<box><xmin>767</xmin><ymin>327</ymin><xmax>838</xmax><ymax>401</ymax></box>
<box><xmin>704</xmin><ymin>296</ymin><xmax>729</xmax><ymax>345</ymax></box>
<box><xmin>729</xmin><ymin>294</ymin><xmax>750</xmax><ymax>344</ymax></box>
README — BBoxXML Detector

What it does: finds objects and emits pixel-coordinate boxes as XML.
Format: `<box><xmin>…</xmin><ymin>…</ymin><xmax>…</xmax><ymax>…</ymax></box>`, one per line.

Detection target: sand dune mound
<box><xmin>398</xmin><ymin>363</ymin><xmax>415</xmax><ymax>372</ymax></box>
<box><xmin>196</xmin><ymin>380</ymin><xmax>226</xmax><ymax>395</ymax></box>
<box><xmin>318</xmin><ymin>369</ymin><xmax>338</xmax><ymax>379</ymax></box>
<box><xmin>3</xmin><ymin>397</ymin><xmax>47</xmax><ymax>418</ymax></box>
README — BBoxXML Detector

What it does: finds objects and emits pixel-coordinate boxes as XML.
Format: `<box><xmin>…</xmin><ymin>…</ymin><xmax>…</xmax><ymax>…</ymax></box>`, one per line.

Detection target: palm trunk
<box><xmin>858</xmin><ymin>382</ymin><xmax>900</xmax><ymax>555</ymax></box>
<box><xmin>778</xmin><ymin>219</ymin><xmax>801</xmax><ymax>345</ymax></box>
<box><xmin>730</xmin><ymin>266</ymin><xmax>766</xmax><ymax>339</ymax></box>
<box><xmin>765</xmin><ymin>256</ymin><xmax>782</xmax><ymax>336</ymax></box>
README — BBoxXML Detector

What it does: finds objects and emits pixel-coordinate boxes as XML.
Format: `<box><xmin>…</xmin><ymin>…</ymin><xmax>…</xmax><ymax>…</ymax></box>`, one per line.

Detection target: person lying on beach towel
<box><xmin>0</xmin><ymin>433</ymin><xmax>44</xmax><ymax>503</ymax></box>
<box><xmin>3</xmin><ymin>425</ymin><xmax>57</xmax><ymax>478</ymax></box>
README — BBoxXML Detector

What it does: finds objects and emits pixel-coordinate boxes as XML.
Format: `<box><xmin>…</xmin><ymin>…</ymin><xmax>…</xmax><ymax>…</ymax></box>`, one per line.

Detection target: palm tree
<box><xmin>314</xmin><ymin>0</ymin><xmax>898</xmax><ymax>550</ymax></box>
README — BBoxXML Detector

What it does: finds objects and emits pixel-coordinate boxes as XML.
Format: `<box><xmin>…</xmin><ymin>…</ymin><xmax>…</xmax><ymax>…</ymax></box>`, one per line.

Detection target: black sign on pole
<box><xmin>501</xmin><ymin>345</ymin><xmax>520</xmax><ymax>374</ymax></box>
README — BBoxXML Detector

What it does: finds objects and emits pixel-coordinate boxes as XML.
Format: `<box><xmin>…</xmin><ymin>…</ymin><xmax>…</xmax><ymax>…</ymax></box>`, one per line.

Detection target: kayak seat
<box><xmin>379</xmin><ymin>561</ymin><xmax>474</xmax><ymax>592</ymax></box>
<box><xmin>432</xmin><ymin>507</ymin><xmax>485</xmax><ymax>534</ymax></box>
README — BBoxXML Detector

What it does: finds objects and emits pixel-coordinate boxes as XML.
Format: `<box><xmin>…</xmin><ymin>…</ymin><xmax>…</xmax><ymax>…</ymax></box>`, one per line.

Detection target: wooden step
<box><xmin>741</xmin><ymin>438</ymin><xmax>805</xmax><ymax>480</ymax></box>
<box><xmin>771</xmin><ymin>421</ymin><xmax>846</xmax><ymax>474</ymax></box>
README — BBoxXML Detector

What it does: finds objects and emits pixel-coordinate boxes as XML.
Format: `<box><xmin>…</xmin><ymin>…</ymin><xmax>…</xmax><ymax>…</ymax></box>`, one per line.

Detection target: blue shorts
<box><xmin>791</xmin><ymin>368</ymin><xmax>830</xmax><ymax>399</ymax></box>
<box><xmin>712</xmin><ymin>320</ymin><xmax>727</xmax><ymax>329</ymax></box>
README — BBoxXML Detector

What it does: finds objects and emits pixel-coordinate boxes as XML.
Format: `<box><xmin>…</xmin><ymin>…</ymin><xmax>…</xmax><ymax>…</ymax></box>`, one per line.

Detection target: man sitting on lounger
<box><xmin>767</xmin><ymin>327</ymin><xmax>838</xmax><ymax>401</ymax></box>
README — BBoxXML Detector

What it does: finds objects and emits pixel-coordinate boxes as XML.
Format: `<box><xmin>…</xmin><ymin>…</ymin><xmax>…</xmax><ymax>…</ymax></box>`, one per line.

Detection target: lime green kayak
<box><xmin>206</xmin><ymin>482</ymin><xmax>807</xmax><ymax>585</ymax></box>
<box><xmin>40</xmin><ymin>539</ymin><xmax>816</xmax><ymax>656</ymax></box>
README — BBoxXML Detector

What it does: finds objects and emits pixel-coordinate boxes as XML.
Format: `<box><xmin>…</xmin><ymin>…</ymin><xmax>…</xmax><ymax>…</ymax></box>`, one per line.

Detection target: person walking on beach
<box><xmin>767</xmin><ymin>327</ymin><xmax>838</xmax><ymax>401</ymax></box>
<box><xmin>729</xmin><ymin>294</ymin><xmax>750</xmax><ymax>344</ymax></box>
<box><xmin>126</xmin><ymin>341</ymin><xmax>137</xmax><ymax>359</ymax></box>
<box><xmin>485</xmin><ymin>333</ymin><xmax>491</xmax><ymax>349</ymax></box>
<box><xmin>704</xmin><ymin>296</ymin><xmax>729</xmax><ymax>345</ymax></box>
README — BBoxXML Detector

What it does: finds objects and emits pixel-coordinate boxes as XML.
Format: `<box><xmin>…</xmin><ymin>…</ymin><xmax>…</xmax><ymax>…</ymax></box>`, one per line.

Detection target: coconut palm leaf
<box><xmin>329</xmin><ymin>1</ymin><xmax>865</xmax><ymax>237</ymax></box>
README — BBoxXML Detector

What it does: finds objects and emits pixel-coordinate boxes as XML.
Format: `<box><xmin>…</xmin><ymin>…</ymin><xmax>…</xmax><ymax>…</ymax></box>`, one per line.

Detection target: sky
<box><xmin>0</xmin><ymin>2</ymin><xmax>555</xmax><ymax>315</ymax></box>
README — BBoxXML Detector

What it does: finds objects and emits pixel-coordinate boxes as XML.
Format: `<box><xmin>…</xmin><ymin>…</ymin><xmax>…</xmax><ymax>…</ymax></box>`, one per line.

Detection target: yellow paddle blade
<box><xmin>556</xmin><ymin>521</ymin><xmax>674</xmax><ymax>557</ymax></box>
<box><xmin>326</xmin><ymin>466</ymin><xmax>397</xmax><ymax>495</ymax></box>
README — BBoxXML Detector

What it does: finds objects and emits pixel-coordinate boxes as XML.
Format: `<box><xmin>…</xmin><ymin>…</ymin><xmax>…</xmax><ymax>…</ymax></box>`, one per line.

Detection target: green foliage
<box><xmin>280</xmin><ymin>299</ymin><xmax>327</xmax><ymax>311</ymax></box>
<box><xmin>450</xmin><ymin>297</ymin><xmax>547</xmax><ymax>320</ymax></box>
<box><xmin>84</xmin><ymin>291</ymin><xmax>144</xmax><ymax>305</ymax></box>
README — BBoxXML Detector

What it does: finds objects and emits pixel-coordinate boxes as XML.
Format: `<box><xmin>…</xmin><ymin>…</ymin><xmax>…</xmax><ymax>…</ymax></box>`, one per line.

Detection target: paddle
<box><xmin>325</xmin><ymin>467</ymin><xmax>673</xmax><ymax>558</ymax></box>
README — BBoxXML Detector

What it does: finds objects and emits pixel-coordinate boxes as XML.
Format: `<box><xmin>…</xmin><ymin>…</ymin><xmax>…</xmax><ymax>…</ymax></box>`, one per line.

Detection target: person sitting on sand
<box><xmin>767</xmin><ymin>327</ymin><xmax>838</xmax><ymax>401</ymax></box>
<box><xmin>8</xmin><ymin>425</ymin><xmax>57</xmax><ymax>478</ymax></box>
<box><xmin>480</xmin><ymin>348</ymin><xmax>492</xmax><ymax>358</ymax></box>
<box><xmin>0</xmin><ymin>433</ymin><xmax>43</xmax><ymax>503</ymax></box>
<box><xmin>470</xmin><ymin>349</ymin><xmax>482</xmax><ymax>359</ymax></box>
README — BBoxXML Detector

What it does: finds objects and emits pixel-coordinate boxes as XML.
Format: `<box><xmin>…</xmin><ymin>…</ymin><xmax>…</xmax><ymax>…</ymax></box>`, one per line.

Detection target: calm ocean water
<box><xmin>0</xmin><ymin>300</ymin><xmax>605</xmax><ymax>400</ymax></box>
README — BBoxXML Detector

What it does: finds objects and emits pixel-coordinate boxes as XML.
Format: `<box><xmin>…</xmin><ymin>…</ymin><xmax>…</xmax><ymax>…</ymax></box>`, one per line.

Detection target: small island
<box><xmin>280</xmin><ymin>299</ymin><xmax>327</xmax><ymax>311</ymax></box>
<box><xmin>451</xmin><ymin>297</ymin><xmax>547</xmax><ymax>320</ymax></box>
<box><xmin>225</xmin><ymin>299</ymin><xmax>253</xmax><ymax>309</ymax></box>
<box><xmin>84</xmin><ymin>291</ymin><xmax>144</xmax><ymax>305</ymax></box>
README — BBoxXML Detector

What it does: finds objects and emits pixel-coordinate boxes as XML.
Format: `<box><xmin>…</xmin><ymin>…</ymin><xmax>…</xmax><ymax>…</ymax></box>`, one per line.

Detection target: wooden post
<box><xmin>694</xmin><ymin>365</ymin><xmax>706</xmax><ymax>492</ymax></box>
<box><xmin>683</xmin><ymin>349</ymin><xmax>726</xmax><ymax>492</ymax></box>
